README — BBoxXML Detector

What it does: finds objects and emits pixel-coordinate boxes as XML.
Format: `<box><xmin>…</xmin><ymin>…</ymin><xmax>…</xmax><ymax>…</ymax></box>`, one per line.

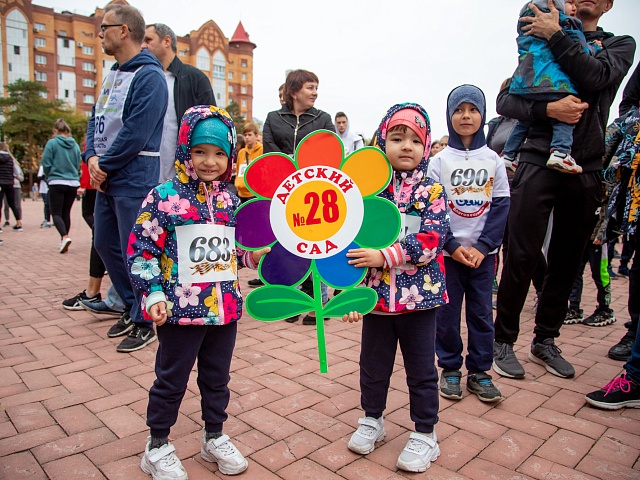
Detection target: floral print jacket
<box><xmin>366</xmin><ymin>103</ymin><xmax>450</xmax><ymax>314</ymax></box>
<box><xmin>127</xmin><ymin>106</ymin><xmax>256</xmax><ymax>325</ymax></box>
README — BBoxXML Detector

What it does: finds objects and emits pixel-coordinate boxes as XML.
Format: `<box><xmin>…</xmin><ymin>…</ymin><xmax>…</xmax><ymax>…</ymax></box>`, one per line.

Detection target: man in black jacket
<box><xmin>493</xmin><ymin>0</ymin><xmax>635</xmax><ymax>379</ymax></box>
<box><xmin>143</xmin><ymin>23</ymin><xmax>216</xmax><ymax>182</ymax></box>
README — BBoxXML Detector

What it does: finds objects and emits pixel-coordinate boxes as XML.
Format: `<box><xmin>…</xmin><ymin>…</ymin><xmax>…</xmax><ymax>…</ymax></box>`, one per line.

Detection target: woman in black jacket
<box><xmin>261</xmin><ymin>70</ymin><xmax>335</xmax><ymax>324</ymax></box>
<box><xmin>262</xmin><ymin>69</ymin><xmax>335</xmax><ymax>156</ymax></box>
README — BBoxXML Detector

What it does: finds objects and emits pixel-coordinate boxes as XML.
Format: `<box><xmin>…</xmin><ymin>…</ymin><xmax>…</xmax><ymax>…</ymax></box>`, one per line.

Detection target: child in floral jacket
<box><xmin>345</xmin><ymin>103</ymin><xmax>449</xmax><ymax>473</ymax></box>
<box><xmin>128</xmin><ymin>106</ymin><xmax>269</xmax><ymax>478</ymax></box>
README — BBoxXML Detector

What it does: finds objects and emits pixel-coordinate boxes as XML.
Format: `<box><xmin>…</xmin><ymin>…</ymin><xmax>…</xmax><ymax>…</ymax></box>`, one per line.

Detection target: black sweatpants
<box><xmin>495</xmin><ymin>163</ymin><xmax>602</xmax><ymax>344</ymax></box>
<box><xmin>147</xmin><ymin>322</ymin><xmax>237</xmax><ymax>438</ymax></box>
<box><xmin>48</xmin><ymin>184</ymin><xmax>77</xmax><ymax>238</ymax></box>
<box><xmin>359</xmin><ymin>309</ymin><xmax>438</xmax><ymax>433</ymax></box>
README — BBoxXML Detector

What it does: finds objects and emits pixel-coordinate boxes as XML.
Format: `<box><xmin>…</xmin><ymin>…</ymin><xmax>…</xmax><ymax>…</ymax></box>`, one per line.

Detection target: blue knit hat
<box><xmin>191</xmin><ymin>117</ymin><xmax>232</xmax><ymax>158</ymax></box>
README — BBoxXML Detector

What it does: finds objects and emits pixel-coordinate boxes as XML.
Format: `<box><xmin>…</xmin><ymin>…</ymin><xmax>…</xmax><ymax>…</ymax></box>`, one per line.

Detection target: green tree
<box><xmin>0</xmin><ymin>79</ymin><xmax>87</xmax><ymax>180</ymax></box>
<box><xmin>225</xmin><ymin>100</ymin><xmax>245</xmax><ymax>133</ymax></box>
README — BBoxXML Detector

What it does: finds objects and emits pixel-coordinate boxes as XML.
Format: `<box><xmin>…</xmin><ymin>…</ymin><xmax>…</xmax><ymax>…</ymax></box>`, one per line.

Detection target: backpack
<box><xmin>486</xmin><ymin>116</ymin><xmax>518</xmax><ymax>155</ymax></box>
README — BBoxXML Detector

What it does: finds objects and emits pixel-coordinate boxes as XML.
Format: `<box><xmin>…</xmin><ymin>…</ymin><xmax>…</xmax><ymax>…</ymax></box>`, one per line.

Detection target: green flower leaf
<box><xmin>246</xmin><ymin>285</ymin><xmax>315</xmax><ymax>322</ymax></box>
<box><xmin>322</xmin><ymin>287</ymin><xmax>378</xmax><ymax>318</ymax></box>
<box><xmin>354</xmin><ymin>197</ymin><xmax>401</xmax><ymax>249</ymax></box>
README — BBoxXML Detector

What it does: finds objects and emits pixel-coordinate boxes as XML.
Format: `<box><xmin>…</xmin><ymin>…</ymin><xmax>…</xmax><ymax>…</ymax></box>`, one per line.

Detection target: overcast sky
<box><xmin>38</xmin><ymin>0</ymin><xmax>640</xmax><ymax>141</ymax></box>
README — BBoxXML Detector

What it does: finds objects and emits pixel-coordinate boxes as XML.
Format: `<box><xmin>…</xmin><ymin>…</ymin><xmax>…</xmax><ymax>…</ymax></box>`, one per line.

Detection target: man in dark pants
<box><xmin>493</xmin><ymin>0</ymin><xmax>635</xmax><ymax>379</ymax></box>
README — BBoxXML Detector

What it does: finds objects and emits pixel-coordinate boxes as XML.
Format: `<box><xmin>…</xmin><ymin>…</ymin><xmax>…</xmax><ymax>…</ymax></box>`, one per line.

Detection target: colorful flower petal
<box><xmin>245</xmin><ymin>154</ymin><xmax>297</xmax><ymax>199</ymax></box>
<box><xmin>260</xmin><ymin>242</ymin><xmax>311</xmax><ymax>286</ymax></box>
<box><xmin>354</xmin><ymin>197</ymin><xmax>401</xmax><ymax>249</ymax></box>
<box><xmin>316</xmin><ymin>242</ymin><xmax>366</xmax><ymax>288</ymax></box>
<box><xmin>235</xmin><ymin>200</ymin><xmax>276</xmax><ymax>249</ymax></box>
<box><xmin>340</xmin><ymin>147</ymin><xmax>392</xmax><ymax>197</ymax></box>
<box><xmin>296</xmin><ymin>130</ymin><xmax>342</xmax><ymax>170</ymax></box>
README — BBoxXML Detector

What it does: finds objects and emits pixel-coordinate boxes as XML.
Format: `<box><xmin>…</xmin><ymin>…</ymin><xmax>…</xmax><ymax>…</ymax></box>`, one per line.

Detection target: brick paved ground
<box><xmin>1</xmin><ymin>199</ymin><xmax>639</xmax><ymax>480</ymax></box>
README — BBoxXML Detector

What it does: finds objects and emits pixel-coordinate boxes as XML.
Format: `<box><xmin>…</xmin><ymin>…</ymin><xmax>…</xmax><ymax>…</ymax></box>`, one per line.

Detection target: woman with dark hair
<box><xmin>0</xmin><ymin>142</ymin><xmax>23</xmax><ymax>232</ymax></box>
<box><xmin>42</xmin><ymin>118</ymin><xmax>82</xmax><ymax>253</ymax></box>
<box><xmin>261</xmin><ymin>69</ymin><xmax>335</xmax><ymax>324</ymax></box>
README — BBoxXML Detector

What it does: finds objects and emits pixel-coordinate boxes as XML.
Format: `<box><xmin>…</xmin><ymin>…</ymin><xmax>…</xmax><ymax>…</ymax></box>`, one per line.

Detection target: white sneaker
<box><xmin>201</xmin><ymin>432</ymin><xmax>248</xmax><ymax>475</ymax></box>
<box><xmin>347</xmin><ymin>416</ymin><xmax>385</xmax><ymax>454</ymax></box>
<box><xmin>546</xmin><ymin>151</ymin><xmax>582</xmax><ymax>174</ymax></box>
<box><xmin>396</xmin><ymin>431</ymin><xmax>440</xmax><ymax>473</ymax></box>
<box><xmin>140</xmin><ymin>438</ymin><xmax>188</xmax><ymax>480</ymax></box>
<box><xmin>59</xmin><ymin>237</ymin><xmax>72</xmax><ymax>253</ymax></box>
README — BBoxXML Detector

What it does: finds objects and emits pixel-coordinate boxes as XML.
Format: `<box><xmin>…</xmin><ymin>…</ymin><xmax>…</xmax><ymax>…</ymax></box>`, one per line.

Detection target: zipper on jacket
<box><xmin>293</xmin><ymin>116</ymin><xmax>300</xmax><ymax>155</ymax></box>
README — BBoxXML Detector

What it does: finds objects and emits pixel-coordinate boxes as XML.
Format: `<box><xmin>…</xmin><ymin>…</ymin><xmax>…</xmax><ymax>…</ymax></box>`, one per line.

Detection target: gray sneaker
<box><xmin>492</xmin><ymin>341</ymin><xmax>525</xmax><ymax>379</ymax></box>
<box><xmin>467</xmin><ymin>372</ymin><xmax>502</xmax><ymax>402</ymax></box>
<box><xmin>439</xmin><ymin>370</ymin><xmax>462</xmax><ymax>400</ymax></box>
<box><xmin>528</xmin><ymin>338</ymin><xmax>575</xmax><ymax>378</ymax></box>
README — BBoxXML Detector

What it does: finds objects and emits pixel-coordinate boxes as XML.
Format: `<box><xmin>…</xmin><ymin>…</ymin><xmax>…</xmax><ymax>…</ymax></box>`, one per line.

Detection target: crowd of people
<box><xmin>1</xmin><ymin>0</ymin><xmax>639</xmax><ymax>478</ymax></box>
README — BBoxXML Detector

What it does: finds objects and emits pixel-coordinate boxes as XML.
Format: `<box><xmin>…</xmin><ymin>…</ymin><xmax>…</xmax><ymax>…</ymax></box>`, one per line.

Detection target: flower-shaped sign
<box><xmin>236</xmin><ymin>130</ymin><xmax>401</xmax><ymax>372</ymax></box>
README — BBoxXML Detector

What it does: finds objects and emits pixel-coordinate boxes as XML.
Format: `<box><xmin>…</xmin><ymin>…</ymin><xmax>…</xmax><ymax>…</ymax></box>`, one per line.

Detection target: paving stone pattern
<box><xmin>1</xmin><ymin>200</ymin><xmax>639</xmax><ymax>479</ymax></box>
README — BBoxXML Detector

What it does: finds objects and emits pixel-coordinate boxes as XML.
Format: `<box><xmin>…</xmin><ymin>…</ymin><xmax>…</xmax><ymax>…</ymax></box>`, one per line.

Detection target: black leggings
<box><xmin>82</xmin><ymin>189</ymin><xmax>106</xmax><ymax>279</ymax></box>
<box><xmin>48</xmin><ymin>184</ymin><xmax>77</xmax><ymax>238</ymax></box>
<box><xmin>0</xmin><ymin>183</ymin><xmax>21</xmax><ymax>222</ymax></box>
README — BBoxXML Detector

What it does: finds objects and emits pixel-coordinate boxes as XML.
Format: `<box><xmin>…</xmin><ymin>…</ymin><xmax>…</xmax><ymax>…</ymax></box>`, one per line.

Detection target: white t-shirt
<box><xmin>427</xmin><ymin>145</ymin><xmax>510</xmax><ymax>255</ymax></box>
<box><xmin>159</xmin><ymin>72</ymin><xmax>178</xmax><ymax>183</ymax></box>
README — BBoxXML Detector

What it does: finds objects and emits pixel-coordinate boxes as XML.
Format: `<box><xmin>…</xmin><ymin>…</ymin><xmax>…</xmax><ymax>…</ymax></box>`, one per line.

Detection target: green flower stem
<box><xmin>312</xmin><ymin>269</ymin><xmax>328</xmax><ymax>374</ymax></box>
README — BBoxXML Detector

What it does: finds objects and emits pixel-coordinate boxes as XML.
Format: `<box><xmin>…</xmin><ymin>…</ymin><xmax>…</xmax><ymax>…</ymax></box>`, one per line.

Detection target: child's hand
<box><xmin>467</xmin><ymin>247</ymin><xmax>486</xmax><ymax>269</ymax></box>
<box><xmin>252</xmin><ymin>247</ymin><xmax>271</xmax><ymax>264</ymax></box>
<box><xmin>451</xmin><ymin>246</ymin><xmax>475</xmax><ymax>267</ymax></box>
<box><xmin>149</xmin><ymin>302</ymin><xmax>168</xmax><ymax>326</ymax></box>
<box><xmin>342</xmin><ymin>311</ymin><xmax>363</xmax><ymax>323</ymax></box>
<box><xmin>346</xmin><ymin>248</ymin><xmax>385</xmax><ymax>268</ymax></box>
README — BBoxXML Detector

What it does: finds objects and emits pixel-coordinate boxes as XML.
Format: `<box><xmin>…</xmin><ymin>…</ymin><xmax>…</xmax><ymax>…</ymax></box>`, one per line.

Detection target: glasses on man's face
<box><xmin>100</xmin><ymin>24</ymin><xmax>124</xmax><ymax>32</ymax></box>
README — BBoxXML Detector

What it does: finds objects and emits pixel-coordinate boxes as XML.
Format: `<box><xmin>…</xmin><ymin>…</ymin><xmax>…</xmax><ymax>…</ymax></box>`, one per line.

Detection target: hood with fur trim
<box><xmin>175</xmin><ymin>105</ymin><xmax>237</xmax><ymax>184</ymax></box>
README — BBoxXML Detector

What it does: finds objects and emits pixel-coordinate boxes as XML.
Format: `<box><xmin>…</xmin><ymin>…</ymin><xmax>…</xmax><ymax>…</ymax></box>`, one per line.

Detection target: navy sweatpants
<box><xmin>359</xmin><ymin>309</ymin><xmax>438</xmax><ymax>433</ymax></box>
<box><xmin>147</xmin><ymin>322</ymin><xmax>237</xmax><ymax>438</ymax></box>
<box><xmin>436</xmin><ymin>255</ymin><xmax>495</xmax><ymax>373</ymax></box>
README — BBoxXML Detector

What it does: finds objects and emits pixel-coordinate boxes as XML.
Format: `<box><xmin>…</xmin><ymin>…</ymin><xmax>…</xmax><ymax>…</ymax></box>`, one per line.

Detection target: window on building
<box><xmin>228</xmin><ymin>85</ymin><xmax>234</xmax><ymax>93</ymax></box>
<box><xmin>13</xmin><ymin>46</ymin><xmax>20</xmax><ymax>55</ymax></box>
<box><xmin>178</xmin><ymin>50</ymin><xmax>186</xmax><ymax>57</ymax></box>
<box><xmin>83</xmin><ymin>94</ymin><xmax>95</xmax><ymax>104</ymax></box>
<box><xmin>241</xmin><ymin>59</ymin><xmax>247</xmax><ymax>68</ymax></box>
<box><xmin>196</xmin><ymin>48</ymin><xmax>210</xmax><ymax>71</ymax></box>
<box><xmin>35</xmin><ymin>23</ymin><xmax>46</xmax><ymax>32</ymax></box>
<box><xmin>228</xmin><ymin>72</ymin><xmax>234</xmax><ymax>79</ymax></box>
<box><xmin>85</xmin><ymin>111</ymin><xmax>92</xmax><ymax>118</ymax></box>
<box><xmin>63</xmin><ymin>39</ymin><xmax>70</xmax><ymax>48</ymax></box>
<box><xmin>64</xmin><ymin>89</ymin><xmax>69</xmax><ymax>98</ymax></box>
<box><xmin>242</xmin><ymin>99</ymin><xmax>247</xmax><ymax>107</ymax></box>
<box><xmin>35</xmin><ymin>71</ymin><xmax>47</xmax><ymax>82</ymax></box>
<box><xmin>82</xmin><ymin>78</ymin><xmax>94</xmax><ymax>88</ymax></box>
<box><xmin>35</xmin><ymin>37</ymin><xmax>46</xmax><ymax>48</ymax></box>
<box><xmin>82</xmin><ymin>62</ymin><xmax>95</xmax><ymax>72</ymax></box>
<box><xmin>36</xmin><ymin>55</ymin><xmax>46</xmax><ymax>64</ymax></box>
<box><xmin>241</xmin><ymin>86</ymin><xmax>247</xmax><ymax>94</ymax></box>
<box><xmin>60</xmin><ymin>30</ymin><xmax>67</xmax><ymax>37</ymax></box>
<box><xmin>40</xmin><ymin>91</ymin><xmax>48</xmax><ymax>99</ymax></box>
<box><xmin>82</xmin><ymin>45</ymin><xmax>94</xmax><ymax>55</ymax></box>
<box><xmin>8</xmin><ymin>63</ymin><xmax>12</xmax><ymax>72</ymax></box>
<box><xmin>242</xmin><ymin>73</ymin><xmax>247</xmax><ymax>81</ymax></box>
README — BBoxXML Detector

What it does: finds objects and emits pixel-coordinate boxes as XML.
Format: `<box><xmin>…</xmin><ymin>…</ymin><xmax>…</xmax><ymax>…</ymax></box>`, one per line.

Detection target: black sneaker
<box><xmin>528</xmin><ymin>338</ymin><xmax>575</xmax><ymax>378</ymax></box>
<box><xmin>116</xmin><ymin>325</ymin><xmax>157</xmax><ymax>352</ymax></box>
<box><xmin>585</xmin><ymin>373</ymin><xmax>640</xmax><ymax>410</ymax></box>
<box><xmin>467</xmin><ymin>372</ymin><xmax>502</xmax><ymax>402</ymax></box>
<box><xmin>492</xmin><ymin>341</ymin><xmax>525</xmax><ymax>379</ymax></box>
<box><xmin>582</xmin><ymin>308</ymin><xmax>616</xmax><ymax>327</ymax></box>
<box><xmin>563</xmin><ymin>307</ymin><xmax>584</xmax><ymax>325</ymax></box>
<box><xmin>439</xmin><ymin>370</ymin><xmax>462</xmax><ymax>400</ymax></box>
<box><xmin>12</xmin><ymin>225</ymin><xmax>23</xmax><ymax>232</ymax></box>
<box><xmin>107</xmin><ymin>311</ymin><xmax>133</xmax><ymax>338</ymax></box>
<box><xmin>284</xmin><ymin>315</ymin><xmax>299</xmax><ymax>323</ymax></box>
<box><xmin>608</xmin><ymin>331</ymin><xmax>635</xmax><ymax>361</ymax></box>
<box><xmin>248</xmin><ymin>278</ymin><xmax>264</xmax><ymax>287</ymax></box>
<box><xmin>62</xmin><ymin>290</ymin><xmax>101</xmax><ymax>311</ymax></box>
